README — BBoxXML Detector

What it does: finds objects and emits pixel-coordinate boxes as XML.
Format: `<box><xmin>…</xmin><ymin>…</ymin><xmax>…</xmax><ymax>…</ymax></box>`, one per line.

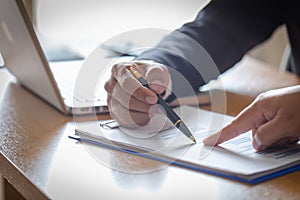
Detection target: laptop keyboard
<box><xmin>49</xmin><ymin>56</ymin><xmax>133</xmax><ymax>106</ymax></box>
<box><xmin>58</xmin><ymin>75</ymin><xmax>106</xmax><ymax>104</ymax></box>
<box><xmin>49</xmin><ymin>60</ymin><xmax>108</xmax><ymax>105</ymax></box>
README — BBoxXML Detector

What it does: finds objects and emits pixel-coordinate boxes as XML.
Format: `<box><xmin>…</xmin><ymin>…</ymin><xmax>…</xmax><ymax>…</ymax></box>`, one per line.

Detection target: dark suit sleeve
<box><xmin>136</xmin><ymin>0</ymin><xmax>283</xmax><ymax>101</ymax></box>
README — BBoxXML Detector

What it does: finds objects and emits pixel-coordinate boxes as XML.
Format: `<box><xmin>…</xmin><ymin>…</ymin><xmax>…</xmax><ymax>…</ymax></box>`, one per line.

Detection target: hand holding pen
<box><xmin>105</xmin><ymin>61</ymin><xmax>196</xmax><ymax>143</ymax></box>
<box><xmin>105</xmin><ymin>61</ymin><xmax>171</xmax><ymax>127</ymax></box>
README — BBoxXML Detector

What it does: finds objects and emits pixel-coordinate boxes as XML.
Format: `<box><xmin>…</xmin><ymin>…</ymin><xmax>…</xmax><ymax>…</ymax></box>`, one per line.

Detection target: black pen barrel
<box><xmin>129</xmin><ymin>66</ymin><xmax>196</xmax><ymax>143</ymax></box>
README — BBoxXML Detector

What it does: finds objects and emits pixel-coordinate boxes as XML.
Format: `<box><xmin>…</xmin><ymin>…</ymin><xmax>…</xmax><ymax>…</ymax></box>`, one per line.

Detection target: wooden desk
<box><xmin>0</xmin><ymin>56</ymin><xmax>300</xmax><ymax>200</ymax></box>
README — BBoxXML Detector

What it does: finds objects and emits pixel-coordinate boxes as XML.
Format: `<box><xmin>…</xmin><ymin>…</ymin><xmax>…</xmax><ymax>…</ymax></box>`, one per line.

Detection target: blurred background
<box><xmin>24</xmin><ymin>0</ymin><xmax>289</xmax><ymax>68</ymax></box>
<box><xmin>36</xmin><ymin>0</ymin><xmax>210</xmax><ymax>59</ymax></box>
<box><xmin>34</xmin><ymin>0</ymin><xmax>289</xmax><ymax>69</ymax></box>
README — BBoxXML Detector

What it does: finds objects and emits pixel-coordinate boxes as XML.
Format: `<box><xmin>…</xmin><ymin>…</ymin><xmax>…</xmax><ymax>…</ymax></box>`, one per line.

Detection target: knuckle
<box><xmin>150</xmin><ymin>64</ymin><xmax>167</xmax><ymax>74</ymax></box>
<box><xmin>256</xmin><ymin>92</ymin><xmax>268</xmax><ymax>102</ymax></box>
<box><xmin>111</xmin><ymin>63</ymin><xmax>119</xmax><ymax>75</ymax></box>
<box><xmin>255</xmin><ymin>92</ymin><xmax>272</xmax><ymax>105</ymax></box>
<box><xmin>112</xmin><ymin>62</ymin><xmax>129</xmax><ymax>78</ymax></box>
<box><xmin>146</xmin><ymin>66</ymin><xmax>169</xmax><ymax>84</ymax></box>
<box><xmin>255</xmin><ymin>129</ymin><xmax>266</xmax><ymax>143</ymax></box>
<box><xmin>149</xmin><ymin>67</ymin><xmax>162</xmax><ymax>75</ymax></box>
<box><xmin>252</xmin><ymin>96</ymin><xmax>269</xmax><ymax>110</ymax></box>
<box><xmin>104</xmin><ymin>81</ymin><xmax>111</xmax><ymax>92</ymax></box>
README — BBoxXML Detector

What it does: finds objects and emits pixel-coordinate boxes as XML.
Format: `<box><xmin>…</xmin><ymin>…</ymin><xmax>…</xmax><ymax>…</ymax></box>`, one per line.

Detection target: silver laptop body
<box><xmin>0</xmin><ymin>0</ymin><xmax>111</xmax><ymax>115</ymax></box>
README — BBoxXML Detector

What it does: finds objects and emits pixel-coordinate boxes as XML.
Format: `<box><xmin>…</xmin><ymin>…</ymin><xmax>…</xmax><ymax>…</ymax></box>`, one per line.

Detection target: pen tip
<box><xmin>190</xmin><ymin>136</ymin><xmax>197</xmax><ymax>144</ymax></box>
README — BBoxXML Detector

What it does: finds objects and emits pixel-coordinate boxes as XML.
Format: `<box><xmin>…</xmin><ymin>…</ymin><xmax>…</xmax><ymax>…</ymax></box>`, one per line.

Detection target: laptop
<box><xmin>0</xmin><ymin>0</ymin><xmax>130</xmax><ymax>115</ymax></box>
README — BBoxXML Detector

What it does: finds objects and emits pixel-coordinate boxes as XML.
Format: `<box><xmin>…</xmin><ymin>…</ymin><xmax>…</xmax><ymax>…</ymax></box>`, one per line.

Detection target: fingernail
<box><xmin>202</xmin><ymin>137</ymin><xmax>216</xmax><ymax>146</ymax></box>
<box><xmin>202</xmin><ymin>137</ymin><xmax>210</xmax><ymax>145</ymax></box>
<box><xmin>203</xmin><ymin>131</ymin><xmax>221</xmax><ymax>146</ymax></box>
<box><xmin>253</xmin><ymin>134</ymin><xmax>265</xmax><ymax>151</ymax></box>
<box><xmin>150</xmin><ymin>81</ymin><xmax>164</xmax><ymax>93</ymax></box>
<box><xmin>254</xmin><ymin>134</ymin><xmax>262</xmax><ymax>146</ymax></box>
<box><xmin>146</xmin><ymin>96</ymin><xmax>157</xmax><ymax>104</ymax></box>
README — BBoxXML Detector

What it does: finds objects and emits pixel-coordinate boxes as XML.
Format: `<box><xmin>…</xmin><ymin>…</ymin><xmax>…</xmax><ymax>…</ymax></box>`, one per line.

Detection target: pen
<box><xmin>128</xmin><ymin>65</ymin><xmax>196</xmax><ymax>143</ymax></box>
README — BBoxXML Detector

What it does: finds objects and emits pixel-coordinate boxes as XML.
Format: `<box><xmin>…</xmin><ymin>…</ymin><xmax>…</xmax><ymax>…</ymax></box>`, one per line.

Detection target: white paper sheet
<box><xmin>74</xmin><ymin>105</ymin><xmax>300</xmax><ymax>180</ymax></box>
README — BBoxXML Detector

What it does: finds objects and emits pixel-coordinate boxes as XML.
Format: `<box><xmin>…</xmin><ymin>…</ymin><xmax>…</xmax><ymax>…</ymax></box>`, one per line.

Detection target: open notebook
<box><xmin>69</xmin><ymin>105</ymin><xmax>300</xmax><ymax>184</ymax></box>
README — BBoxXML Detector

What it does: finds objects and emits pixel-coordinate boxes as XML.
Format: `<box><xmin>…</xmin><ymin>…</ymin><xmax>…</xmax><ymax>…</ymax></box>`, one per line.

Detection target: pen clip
<box><xmin>100</xmin><ymin>120</ymin><xmax>119</xmax><ymax>129</ymax></box>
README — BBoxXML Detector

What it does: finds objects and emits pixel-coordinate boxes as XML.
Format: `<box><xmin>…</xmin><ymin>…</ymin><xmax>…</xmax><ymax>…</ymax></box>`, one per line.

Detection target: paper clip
<box><xmin>99</xmin><ymin>120</ymin><xmax>119</xmax><ymax>129</ymax></box>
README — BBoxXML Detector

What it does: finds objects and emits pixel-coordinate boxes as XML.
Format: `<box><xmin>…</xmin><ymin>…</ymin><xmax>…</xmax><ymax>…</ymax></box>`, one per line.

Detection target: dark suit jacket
<box><xmin>136</xmin><ymin>0</ymin><xmax>300</xmax><ymax>101</ymax></box>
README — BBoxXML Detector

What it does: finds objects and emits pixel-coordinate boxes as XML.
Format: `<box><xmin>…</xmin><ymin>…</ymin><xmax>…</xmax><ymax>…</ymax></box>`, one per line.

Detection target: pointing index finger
<box><xmin>203</xmin><ymin>103</ymin><xmax>268</xmax><ymax>146</ymax></box>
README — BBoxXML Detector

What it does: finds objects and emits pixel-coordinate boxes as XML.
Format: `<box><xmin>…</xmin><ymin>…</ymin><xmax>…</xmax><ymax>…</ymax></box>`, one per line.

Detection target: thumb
<box><xmin>252</xmin><ymin>113</ymin><xmax>298</xmax><ymax>150</ymax></box>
